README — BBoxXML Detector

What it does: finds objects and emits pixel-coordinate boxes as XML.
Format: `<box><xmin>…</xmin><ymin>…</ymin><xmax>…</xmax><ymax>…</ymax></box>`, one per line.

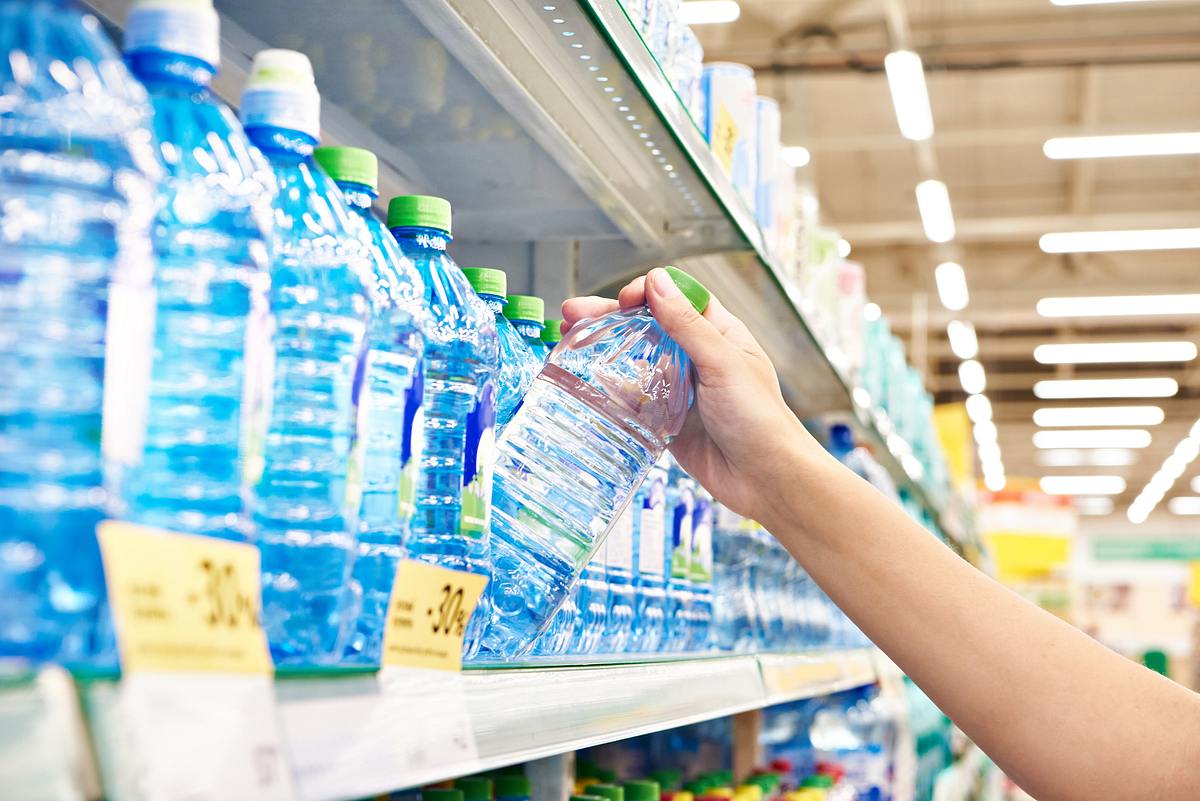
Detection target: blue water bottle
<box><xmin>313</xmin><ymin>146</ymin><xmax>429</xmax><ymax>665</ymax></box>
<box><xmin>688</xmin><ymin>487</ymin><xmax>715</xmax><ymax>651</ymax></box>
<box><xmin>602</xmin><ymin>501</ymin><xmax>636</xmax><ymax>653</ymax></box>
<box><xmin>0</xmin><ymin>0</ymin><xmax>159</xmax><ymax>663</ymax></box>
<box><xmin>506</xmin><ymin>295</ymin><xmax>549</xmax><ymax>362</ymax></box>
<box><xmin>239</xmin><ymin>49</ymin><xmax>374</xmax><ymax>665</ymax></box>
<box><xmin>630</xmin><ymin>461</ymin><xmax>667</xmax><ymax>653</ymax></box>
<box><xmin>388</xmin><ymin>196</ymin><xmax>498</xmax><ymax>659</ymax></box>
<box><xmin>664</xmin><ymin>457</ymin><xmax>695</xmax><ymax>652</ymax></box>
<box><xmin>541</xmin><ymin>317</ymin><xmax>564</xmax><ymax>355</ymax></box>
<box><xmin>463</xmin><ymin>268</ymin><xmax>538</xmax><ymax>429</ymax></box>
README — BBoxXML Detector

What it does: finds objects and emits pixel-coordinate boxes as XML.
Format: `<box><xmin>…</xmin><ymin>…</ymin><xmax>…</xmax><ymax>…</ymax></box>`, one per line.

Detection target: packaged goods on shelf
<box><xmin>701</xmin><ymin>63</ymin><xmax>758</xmax><ymax>212</ymax></box>
<box><xmin>773</xmin><ymin>159</ymin><xmax>800</xmax><ymax>277</ymax></box>
<box><xmin>755</xmin><ymin>97</ymin><xmax>782</xmax><ymax>237</ymax></box>
<box><xmin>835</xmin><ymin>261</ymin><xmax>867</xmax><ymax>381</ymax></box>
<box><xmin>669</xmin><ymin>21</ymin><xmax>705</xmax><ymax>122</ymax></box>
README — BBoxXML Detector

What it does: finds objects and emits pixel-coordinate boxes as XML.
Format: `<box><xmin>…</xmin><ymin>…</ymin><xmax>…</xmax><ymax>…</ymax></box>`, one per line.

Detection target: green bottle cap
<box><xmin>313</xmin><ymin>145</ymin><xmax>378</xmax><ymax>191</ymax></box>
<box><xmin>663</xmin><ymin>266</ymin><xmax>710</xmax><ymax>314</ymax></box>
<box><xmin>585</xmin><ymin>784</ymin><xmax>624</xmax><ymax>801</ymax></box>
<box><xmin>572</xmin><ymin>796</ymin><xmax>605</xmax><ymax>801</ymax></box>
<box><xmin>650</xmin><ymin>770</ymin><xmax>681</xmax><ymax>791</ymax></box>
<box><xmin>387</xmin><ymin>194</ymin><xmax>452</xmax><ymax>234</ymax></box>
<box><xmin>462</xmin><ymin>267</ymin><xmax>508</xmax><ymax>299</ymax></box>
<box><xmin>454</xmin><ymin>778</ymin><xmax>493</xmax><ymax>801</ymax></box>
<box><xmin>799</xmin><ymin>777</ymin><xmax>833</xmax><ymax>789</ymax></box>
<box><xmin>596</xmin><ymin>770</ymin><xmax>618</xmax><ymax>784</ymax></box>
<box><xmin>623</xmin><ymin>780</ymin><xmax>660</xmax><ymax>801</ymax></box>
<box><xmin>541</xmin><ymin>318</ymin><xmax>564</xmax><ymax>344</ymax></box>
<box><xmin>503</xmin><ymin>294</ymin><xmax>545</xmax><ymax>325</ymax></box>
<box><xmin>495</xmin><ymin>776</ymin><xmax>531</xmax><ymax>798</ymax></box>
<box><xmin>424</xmin><ymin>790</ymin><xmax>466</xmax><ymax>801</ymax></box>
<box><xmin>683</xmin><ymin>781</ymin><xmax>710</xmax><ymax>796</ymax></box>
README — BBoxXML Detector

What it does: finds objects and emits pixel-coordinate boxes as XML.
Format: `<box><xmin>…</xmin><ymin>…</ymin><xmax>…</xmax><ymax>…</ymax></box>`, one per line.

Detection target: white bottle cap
<box><xmin>124</xmin><ymin>0</ymin><xmax>220</xmax><ymax>70</ymax></box>
<box><xmin>239</xmin><ymin>49</ymin><xmax>321</xmax><ymax>140</ymax></box>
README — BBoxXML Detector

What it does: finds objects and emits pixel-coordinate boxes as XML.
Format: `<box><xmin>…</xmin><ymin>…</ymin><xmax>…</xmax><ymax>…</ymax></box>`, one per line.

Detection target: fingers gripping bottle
<box><xmin>664</xmin><ymin>455</ymin><xmax>696</xmax><ymax>652</ymax></box>
<box><xmin>313</xmin><ymin>146</ymin><xmax>428</xmax><ymax>665</ymax></box>
<box><xmin>481</xmin><ymin>266</ymin><xmax>709</xmax><ymax>659</ymax></box>
<box><xmin>507</xmin><ymin>295</ymin><xmax>549</xmax><ymax>362</ymax></box>
<box><xmin>239</xmin><ymin>51</ymin><xmax>375</xmax><ymax>665</ymax></box>
<box><xmin>0</xmin><ymin>0</ymin><xmax>159</xmax><ymax>663</ymax></box>
<box><xmin>120</xmin><ymin>0</ymin><xmax>275</xmax><ymax>542</ymax></box>
<box><xmin>630</xmin><ymin>460</ymin><xmax>668</xmax><ymax>653</ymax></box>
<box><xmin>463</xmin><ymin>269</ymin><xmax>539</xmax><ymax>430</ymax></box>
<box><xmin>388</xmin><ymin>196</ymin><xmax>498</xmax><ymax>659</ymax></box>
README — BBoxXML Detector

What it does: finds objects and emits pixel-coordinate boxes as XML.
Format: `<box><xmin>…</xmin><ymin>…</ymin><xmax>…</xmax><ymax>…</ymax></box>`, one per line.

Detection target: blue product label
<box><xmin>670</xmin><ymin>488</ymin><xmax>694</xmax><ymax>580</ymax></box>
<box><xmin>639</xmin><ymin>475</ymin><xmax>667</xmax><ymax>577</ymax></box>
<box><xmin>459</xmin><ymin>377</ymin><xmax>496</xmax><ymax>537</ymax></box>
<box><xmin>690</xmin><ymin>496</ymin><xmax>714</xmax><ymax>585</ymax></box>
<box><xmin>396</xmin><ymin>362</ymin><xmax>424</xmax><ymax>523</ymax></box>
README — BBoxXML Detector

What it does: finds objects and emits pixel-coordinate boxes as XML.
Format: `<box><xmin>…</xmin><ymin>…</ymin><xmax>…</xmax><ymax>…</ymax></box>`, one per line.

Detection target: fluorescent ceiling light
<box><xmin>1040</xmin><ymin>228</ymin><xmax>1200</xmax><ymax>253</ymax></box>
<box><xmin>1037</xmin><ymin>293</ymin><xmax>1200</xmax><ymax>318</ymax></box>
<box><xmin>678</xmin><ymin>0</ymin><xmax>741</xmax><ymax>24</ymax></box>
<box><xmin>782</xmin><ymin>146</ymin><xmax>811</xmax><ymax>167</ymax></box>
<box><xmin>1033</xmin><ymin>377</ymin><xmax>1178</xmax><ymax>399</ymax></box>
<box><xmin>983</xmin><ymin>473</ymin><xmax>1007</xmax><ymax>492</ymax></box>
<box><xmin>1033</xmin><ymin>429</ymin><xmax>1152</xmax><ymax>449</ymax></box>
<box><xmin>1167</xmin><ymin>497</ymin><xmax>1200</xmax><ymax>515</ymax></box>
<box><xmin>1037</xmin><ymin>448</ymin><xmax>1137</xmax><ymax>467</ymax></box>
<box><xmin>977</xmin><ymin>440</ymin><xmax>1002</xmax><ymax>463</ymax></box>
<box><xmin>883</xmin><ymin>50</ymin><xmax>934</xmax><ymax>141</ymax></box>
<box><xmin>1032</xmin><ymin>405</ymin><xmax>1164</xmax><ymax>427</ymax></box>
<box><xmin>947</xmin><ymin>320</ymin><xmax>978</xmax><ymax>360</ymax></box>
<box><xmin>973</xmin><ymin>420</ymin><xmax>998</xmax><ymax>444</ymax></box>
<box><xmin>1040</xmin><ymin>475</ymin><xmax>1127</xmax><ymax>495</ymax></box>
<box><xmin>1193</xmin><ymin>476</ymin><xmax>1200</xmax><ymax>493</ymax></box>
<box><xmin>915</xmin><ymin>179</ymin><xmax>955</xmax><ymax>243</ymax></box>
<box><xmin>965</xmin><ymin>394</ymin><xmax>992</xmax><ymax>424</ymax></box>
<box><xmin>1034</xmin><ymin>341</ymin><xmax>1197</xmax><ymax>365</ymax></box>
<box><xmin>935</xmin><ymin>262</ymin><xmax>969</xmax><ymax>311</ymax></box>
<box><xmin>863</xmin><ymin>302</ymin><xmax>882</xmax><ymax>321</ymax></box>
<box><xmin>1044</xmin><ymin>132</ymin><xmax>1200</xmax><ymax>159</ymax></box>
<box><xmin>1074</xmin><ymin>496</ymin><xmax>1114</xmax><ymax>515</ymax></box>
<box><xmin>958</xmin><ymin>359</ymin><xmax>986</xmax><ymax>394</ymax></box>
<box><xmin>836</xmin><ymin>238</ymin><xmax>852</xmax><ymax>258</ymax></box>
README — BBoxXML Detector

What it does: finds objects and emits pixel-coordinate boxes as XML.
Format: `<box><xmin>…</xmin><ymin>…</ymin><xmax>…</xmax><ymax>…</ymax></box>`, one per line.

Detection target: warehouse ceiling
<box><xmin>693</xmin><ymin>0</ymin><xmax>1200</xmax><ymax>519</ymax></box>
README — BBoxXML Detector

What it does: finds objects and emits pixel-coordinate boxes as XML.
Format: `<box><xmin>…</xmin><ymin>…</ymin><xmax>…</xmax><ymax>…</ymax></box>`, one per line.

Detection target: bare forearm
<box><xmin>760</xmin><ymin>443</ymin><xmax>1200</xmax><ymax>801</ymax></box>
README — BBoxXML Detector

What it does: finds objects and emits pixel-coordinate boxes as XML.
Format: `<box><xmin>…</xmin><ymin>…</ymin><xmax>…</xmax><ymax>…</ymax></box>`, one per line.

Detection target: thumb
<box><xmin>645</xmin><ymin>267</ymin><xmax>734</xmax><ymax>374</ymax></box>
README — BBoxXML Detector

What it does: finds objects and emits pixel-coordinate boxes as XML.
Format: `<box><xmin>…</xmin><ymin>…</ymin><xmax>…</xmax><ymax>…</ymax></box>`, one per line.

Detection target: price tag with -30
<box><xmin>381</xmin><ymin>560</ymin><xmax>489</xmax><ymax>672</ymax></box>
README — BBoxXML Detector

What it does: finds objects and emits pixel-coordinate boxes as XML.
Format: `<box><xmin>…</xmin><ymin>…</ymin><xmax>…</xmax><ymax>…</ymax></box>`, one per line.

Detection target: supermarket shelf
<box><xmin>83</xmin><ymin>0</ymin><xmax>959</xmax><ymax>536</ymax></box>
<box><xmin>25</xmin><ymin>651</ymin><xmax>878</xmax><ymax>801</ymax></box>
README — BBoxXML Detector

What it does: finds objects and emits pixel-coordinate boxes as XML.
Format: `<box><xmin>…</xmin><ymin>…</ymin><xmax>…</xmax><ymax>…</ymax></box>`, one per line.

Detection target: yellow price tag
<box><xmin>97</xmin><ymin>521</ymin><xmax>272</xmax><ymax>675</ymax></box>
<box><xmin>381</xmin><ymin>561</ymin><xmax>488</xmax><ymax>672</ymax></box>
<box><xmin>711</xmin><ymin>102</ymin><xmax>739</xmax><ymax>173</ymax></box>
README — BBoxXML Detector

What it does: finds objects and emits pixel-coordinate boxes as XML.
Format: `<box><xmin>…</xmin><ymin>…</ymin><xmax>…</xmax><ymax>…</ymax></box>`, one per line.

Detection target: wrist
<box><xmin>753</xmin><ymin>421</ymin><xmax>839</xmax><ymax>537</ymax></box>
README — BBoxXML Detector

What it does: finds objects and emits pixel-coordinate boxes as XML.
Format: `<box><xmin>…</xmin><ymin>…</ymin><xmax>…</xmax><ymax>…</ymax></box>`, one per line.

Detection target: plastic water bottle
<box><xmin>0</xmin><ymin>0</ymin><xmax>159</xmax><ymax>663</ymax></box>
<box><xmin>688</xmin><ymin>485</ymin><xmax>714</xmax><ymax>651</ymax></box>
<box><xmin>119</xmin><ymin>0</ymin><xmax>274</xmax><ymax>542</ymax></box>
<box><xmin>571</xmin><ymin>546</ymin><xmax>608</xmax><ymax>654</ymax></box>
<box><xmin>388</xmin><ymin>196</ymin><xmax>497</xmax><ymax>658</ymax></box>
<box><xmin>664</xmin><ymin>456</ymin><xmax>695</xmax><ymax>652</ymax></box>
<box><xmin>463</xmin><ymin>269</ymin><xmax>537</xmax><ymax>429</ymax></box>
<box><xmin>313</xmin><ymin>146</ymin><xmax>428</xmax><ymax>665</ymax></box>
<box><xmin>712</xmin><ymin>506</ymin><xmax>760</xmax><ymax>652</ymax></box>
<box><xmin>541</xmin><ymin>317</ymin><xmax>564</xmax><ymax>355</ymax></box>
<box><xmin>481</xmin><ymin>266</ymin><xmax>709</xmax><ymax>658</ymax></box>
<box><xmin>507</xmin><ymin>294</ymin><xmax>548</xmax><ymax>362</ymax></box>
<box><xmin>239</xmin><ymin>50</ymin><xmax>374</xmax><ymax>665</ymax></box>
<box><xmin>602</xmin><ymin>501</ymin><xmax>636</xmax><ymax>652</ymax></box>
<box><xmin>630</xmin><ymin>460</ymin><xmax>668</xmax><ymax>653</ymax></box>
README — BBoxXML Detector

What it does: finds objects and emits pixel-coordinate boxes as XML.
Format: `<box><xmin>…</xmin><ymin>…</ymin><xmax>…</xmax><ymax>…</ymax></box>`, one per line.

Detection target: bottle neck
<box><xmin>245</xmin><ymin>126</ymin><xmax>317</xmax><ymax>163</ymax></box>
<box><xmin>480</xmin><ymin>294</ymin><xmax>505</xmax><ymax>315</ymax></box>
<box><xmin>390</xmin><ymin>226</ymin><xmax>451</xmax><ymax>253</ymax></box>
<box><xmin>126</xmin><ymin>51</ymin><xmax>215</xmax><ymax>90</ymax></box>
<box><xmin>333</xmin><ymin>181</ymin><xmax>377</xmax><ymax>211</ymax></box>
<box><xmin>512</xmin><ymin>319</ymin><xmax>544</xmax><ymax>340</ymax></box>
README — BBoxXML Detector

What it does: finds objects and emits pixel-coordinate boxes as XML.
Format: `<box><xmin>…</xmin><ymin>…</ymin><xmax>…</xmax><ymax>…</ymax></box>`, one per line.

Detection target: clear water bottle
<box><xmin>630</xmin><ymin>460</ymin><xmax>668</xmax><ymax>653</ymax></box>
<box><xmin>663</xmin><ymin>456</ymin><xmax>695</xmax><ymax>653</ymax></box>
<box><xmin>387</xmin><ymin>196</ymin><xmax>497</xmax><ymax>659</ymax></box>
<box><xmin>602</xmin><ymin>501</ymin><xmax>636</xmax><ymax>653</ymax></box>
<box><xmin>570</xmin><ymin>546</ymin><xmax>608</xmax><ymax>655</ymax></box>
<box><xmin>541</xmin><ymin>317</ymin><xmax>564</xmax><ymax>355</ymax></box>
<box><xmin>120</xmin><ymin>0</ymin><xmax>274</xmax><ymax>542</ymax></box>
<box><xmin>687</xmin><ymin>485</ymin><xmax>714</xmax><ymax>651</ymax></box>
<box><xmin>506</xmin><ymin>294</ymin><xmax>549</xmax><ymax>362</ymax></box>
<box><xmin>313</xmin><ymin>146</ymin><xmax>428</xmax><ymax>665</ymax></box>
<box><xmin>713</xmin><ymin>506</ymin><xmax>760</xmax><ymax>652</ymax></box>
<box><xmin>463</xmin><ymin>269</ymin><xmax>537</xmax><ymax>430</ymax></box>
<box><xmin>0</xmin><ymin>0</ymin><xmax>159</xmax><ymax>663</ymax></box>
<box><xmin>239</xmin><ymin>50</ymin><xmax>374</xmax><ymax>665</ymax></box>
<box><xmin>481</xmin><ymin>266</ymin><xmax>709</xmax><ymax>658</ymax></box>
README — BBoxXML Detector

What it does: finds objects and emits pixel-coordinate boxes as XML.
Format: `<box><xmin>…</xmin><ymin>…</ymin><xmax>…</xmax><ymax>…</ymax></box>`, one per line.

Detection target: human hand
<box><xmin>561</xmin><ymin>267</ymin><xmax>825</xmax><ymax>522</ymax></box>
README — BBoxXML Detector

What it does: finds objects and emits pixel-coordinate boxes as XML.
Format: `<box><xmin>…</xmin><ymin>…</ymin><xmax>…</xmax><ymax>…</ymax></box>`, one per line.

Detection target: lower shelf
<box><xmin>4</xmin><ymin>649</ymin><xmax>883</xmax><ymax>801</ymax></box>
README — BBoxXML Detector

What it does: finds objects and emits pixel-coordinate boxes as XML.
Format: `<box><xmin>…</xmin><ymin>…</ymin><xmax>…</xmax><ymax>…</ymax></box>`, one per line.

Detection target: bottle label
<box><xmin>690</xmin><ymin>496</ymin><xmax>714</xmax><ymax>586</ymax></box>
<box><xmin>238</xmin><ymin>280</ymin><xmax>274</xmax><ymax>489</ymax></box>
<box><xmin>101</xmin><ymin>282</ymin><xmax>156</xmax><ymax>467</ymax></box>
<box><xmin>396</xmin><ymin>364</ymin><xmax>425</xmax><ymax>523</ymax></box>
<box><xmin>638</xmin><ymin>477</ymin><xmax>667</xmax><ymax>577</ymax></box>
<box><xmin>671</xmin><ymin>490</ymin><xmax>694</xmax><ymax>580</ymax></box>
<box><xmin>607</xmin><ymin>504</ymin><xmax>634</xmax><ymax>571</ymax></box>
<box><xmin>459</xmin><ymin>378</ymin><xmax>496</xmax><ymax>537</ymax></box>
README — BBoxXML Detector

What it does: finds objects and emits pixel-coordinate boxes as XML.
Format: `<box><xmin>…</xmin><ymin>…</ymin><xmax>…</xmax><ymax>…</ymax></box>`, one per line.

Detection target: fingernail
<box><xmin>651</xmin><ymin>267</ymin><xmax>681</xmax><ymax>298</ymax></box>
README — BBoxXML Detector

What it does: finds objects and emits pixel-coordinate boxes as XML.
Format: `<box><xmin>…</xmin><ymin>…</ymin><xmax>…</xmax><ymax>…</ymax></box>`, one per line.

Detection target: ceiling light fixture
<box><xmin>837</xmin><ymin>238</ymin><xmax>852</xmax><ymax>258</ymax></box>
<box><xmin>1169</xmin><ymin>497</ymin><xmax>1200</xmax><ymax>515</ymax></box>
<box><xmin>1032</xmin><ymin>429</ymin><xmax>1152</xmax><ymax>449</ymax></box>
<box><xmin>1032</xmin><ymin>405</ymin><xmax>1165</xmax><ymax>427</ymax></box>
<box><xmin>782</xmin><ymin>146</ymin><xmax>811</xmax><ymax>167</ymax></box>
<box><xmin>958</xmin><ymin>359</ymin><xmax>986</xmax><ymax>395</ymax></box>
<box><xmin>1032</xmin><ymin>377</ymin><xmax>1178</xmax><ymax>399</ymax></box>
<box><xmin>1128</xmin><ymin>419</ymin><xmax>1200</xmax><ymax>523</ymax></box>
<box><xmin>983</xmin><ymin>474</ymin><xmax>1007</xmax><ymax>492</ymax></box>
<box><xmin>1036</xmin><ymin>448</ymin><xmax>1137</xmax><ymax>467</ymax></box>
<box><xmin>1036</xmin><ymin>293</ymin><xmax>1200</xmax><ymax>318</ymax></box>
<box><xmin>947</xmin><ymin>320</ymin><xmax>979</xmax><ymax>360</ymax></box>
<box><xmin>1039</xmin><ymin>228</ymin><xmax>1200</xmax><ymax>253</ymax></box>
<box><xmin>883</xmin><ymin>50</ymin><xmax>934</xmax><ymax>141</ymax></box>
<box><xmin>965</xmin><ymin>394</ymin><xmax>992</xmax><ymax>424</ymax></box>
<box><xmin>678</xmin><ymin>0</ymin><xmax>741</xmax><ymax>25</ymax></box>
<box><xmin>1044</xmin><ymin>132</ymin><xmax>1200</xmax><ymax>159</ymax></box>
<box><xmin>915</xmin><ymin>179</ymin><xmax>955</xmax><ymax>243</ymax></box>
<box><xmin>935</xmin><ymin>262</ymin><xmax>969</xmax><ymax>311</ymax></box>
<box><xmin>1073</xmin><ymin>496</ymin><xmax>1115</xmax><ymax>515</ymax></box>
<box><xmin>1039</xmin><ymin>475</ymin><xmax>1127</xmax><ymax>495</ymax></box>
<box><xmin>1033</xmin><ymin>341</ymin><xmax>1197</xmax><ymax>364</ymax></box>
